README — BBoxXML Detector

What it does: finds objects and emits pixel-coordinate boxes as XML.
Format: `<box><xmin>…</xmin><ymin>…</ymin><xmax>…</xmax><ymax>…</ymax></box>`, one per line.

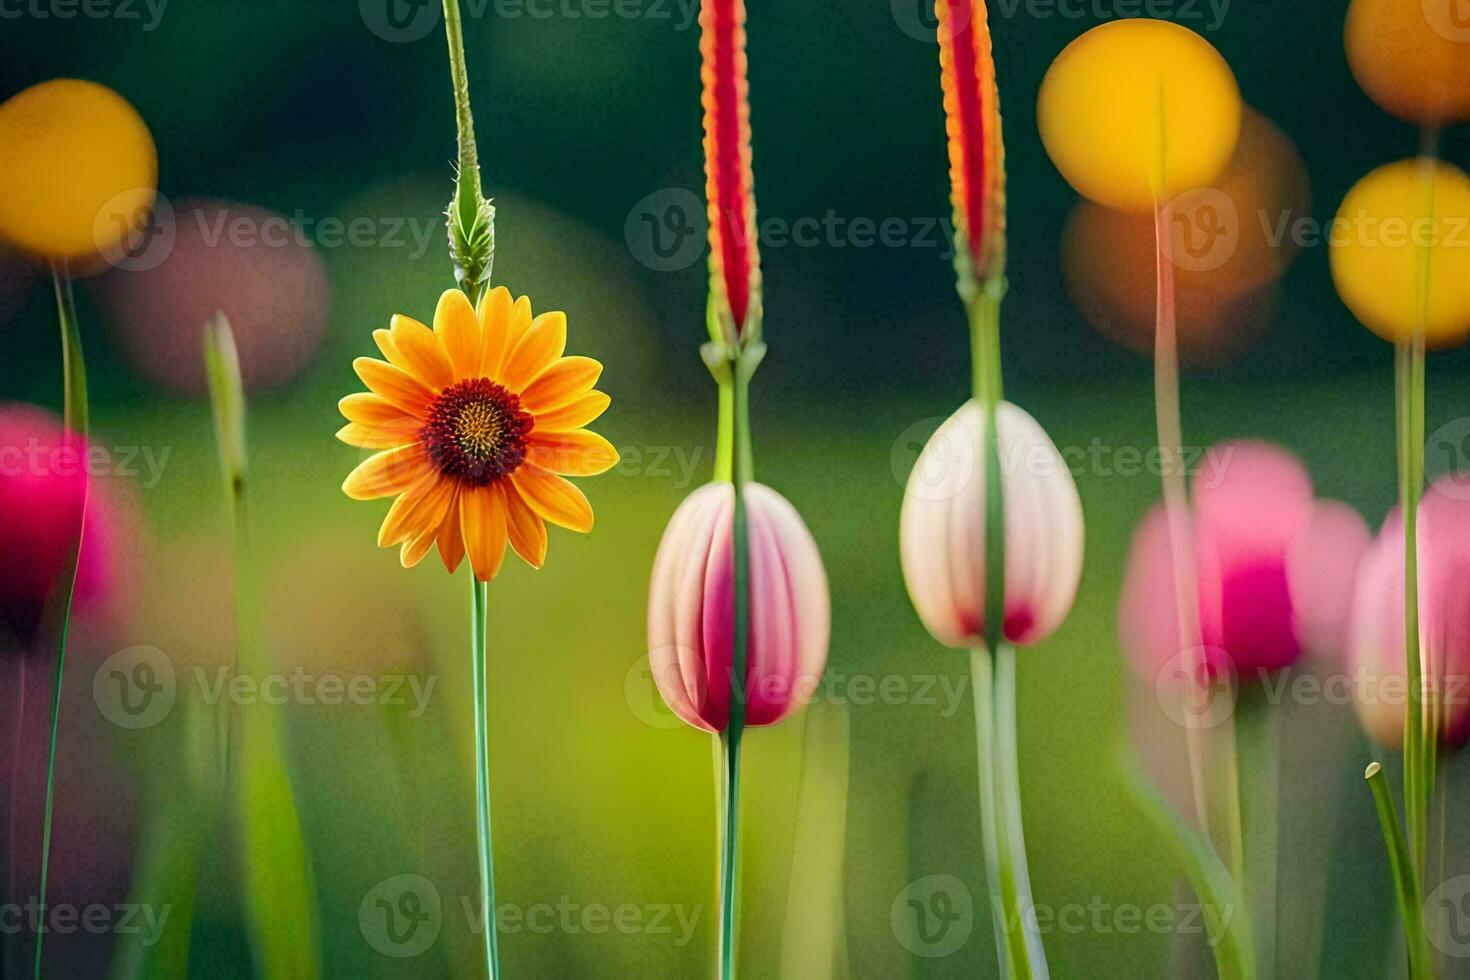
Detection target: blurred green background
<box><xmin>3</xmin><ymin>0</ymin><xmax>1470</xmax><ymax>977</ymax></box>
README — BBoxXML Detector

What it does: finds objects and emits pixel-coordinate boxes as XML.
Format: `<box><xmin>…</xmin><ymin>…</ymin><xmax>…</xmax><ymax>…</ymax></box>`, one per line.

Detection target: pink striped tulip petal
<box><xmin>1350</xmin><ymin>480</ymin><xmax>1470</xmax><ymax>749</ymax></box>
<box><xmin>647</xmin><ymin>481</ymin><xmax>830</xmax><ymax>732</ymax></box>
<box><xmin>899</xmin><ymin>400</ymin><xmax>1084</xmax><ymax>649</ymax></box>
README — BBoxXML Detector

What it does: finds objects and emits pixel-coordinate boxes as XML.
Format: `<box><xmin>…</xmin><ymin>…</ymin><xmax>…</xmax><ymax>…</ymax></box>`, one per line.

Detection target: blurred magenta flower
<box><xmin>1349</xmin><ymin>478</ymin><xmax>1470</xmax><ymax>748</ymax></box>
<box><xmin>1120</xmin><ymin>440</ymin><xmax>1370</xmax><ymax>684</ymax></box>
<box><xmin>899</xmin><ymin>400</ymin><xmax>1084</xmax><ymax>648</ymax></box>
<box><xmin>0</xmin><ymin>404</ymin><xmax>134</xmax><ymax>647</ymax></box>
<box><xmin>647</xmin><ymin>481</ymin><xmax>829</xmax><ymax>732</ymax></box>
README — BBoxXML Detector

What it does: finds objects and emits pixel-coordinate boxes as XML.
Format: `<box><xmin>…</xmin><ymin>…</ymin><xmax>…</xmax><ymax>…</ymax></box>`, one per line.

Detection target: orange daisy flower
<box><xmin>338</xmin><ymin>287</ymin><xmax>617</xmax><ymax>580</ymax></box>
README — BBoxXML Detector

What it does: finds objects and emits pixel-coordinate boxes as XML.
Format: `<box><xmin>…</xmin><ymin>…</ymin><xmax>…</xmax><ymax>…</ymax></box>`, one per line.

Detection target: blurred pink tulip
<box><xmin>647</xmin><ymin>482</ymin><xmax>830</xmax><ymax>732</ymax></box>
<box><xmin>1120</xmin><ymin>440</ymin><xmax>1370</xmax><ymax>685</ymax></box>
<box><xmin>899</xmin><ymin>400</ymin><xmax>1084</xmax><ymax>648</ymax></box>
<box><xmin>0</xmin><ymin>404</ymin><xmax>135</xmax><ymax>648</ymax></box>
<box><xmin>1349</xmin><ymin>478</ymin><xmax>1470</xmax><ymax>749</ymax></box>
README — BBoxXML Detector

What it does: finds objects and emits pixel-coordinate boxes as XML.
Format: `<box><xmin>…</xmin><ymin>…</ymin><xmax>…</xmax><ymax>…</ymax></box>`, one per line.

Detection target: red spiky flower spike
<box><xmin>701</xmin><ymin>0</ymin><xmax>761</xmax><ymax>342</ymax></box>
<box><xmin>938</xmin><ymin>0</ymin><xmax>1006</xmax><ymax>289</ymax></box>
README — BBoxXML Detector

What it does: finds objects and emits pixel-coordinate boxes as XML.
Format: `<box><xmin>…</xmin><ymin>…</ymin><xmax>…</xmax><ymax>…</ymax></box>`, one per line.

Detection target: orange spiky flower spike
<box><xmin>938</xmin><ymin>0</ymin><xmax>1007</xmax><ymax>295</ymax></box>
<box><xmin>701</xmin><ymin>0</ymin><xmax>762</xmax><ymax>347</ymax></box>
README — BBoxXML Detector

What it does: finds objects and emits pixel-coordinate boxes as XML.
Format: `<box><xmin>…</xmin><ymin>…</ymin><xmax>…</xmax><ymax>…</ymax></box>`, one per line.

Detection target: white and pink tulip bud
<box><xmin>647</xmin><ymin>482</ymin><xmax>830</xmax><ymax>732</ymax></box>
<box><xmin>899</xmin><ymin>399</ymin><xmax>1085</xmax><ymax>648</ymax></box>
<box><xmin>1349</xmin><ymin>478</ymin><xmax>1470</xmax><ymax>749</ymax></box>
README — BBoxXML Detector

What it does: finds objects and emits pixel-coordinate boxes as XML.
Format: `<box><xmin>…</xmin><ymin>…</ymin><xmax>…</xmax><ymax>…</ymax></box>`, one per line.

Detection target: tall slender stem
<box><xmin>470</xmin><ymin>576</ymin><xmax>499</xmax><ymax>979</ymax></box>
<box><xmin>718</xmin><ymin>352</ymin><xmax>755</xmax><ymax>979</ymax></box>
<box><xmin>443</xmin><ymin>0</ymin><xmax>481</xmax><ymax>235</ymax></box>
<box><xmin>970</xmin><ymin>647</ymin><xmax>1011</xmax><ymax>974</ymax></box>
<box><xmin>1397</xmin><ymin>338</ymin><xmax>1427</xmax><ymax>876</ymax></box>
<box><xmin>1150</xmin><ymin>199</ymin><xmax>1213</xmax><ymax>840</ymax></box>
<box><xmin>995</xmin><ymin>644</ymin><xmax>1046</xmax><ymax>977</ymax></box>
<box><xmin>1366</xmin><ymin>763</ymin><xmax>1432</xmax><ymax>979</ymax></box>
<box><xmin>34</xmin><ymin>263</ymin><xmax>88</xmax><ymax>980</ymax></box>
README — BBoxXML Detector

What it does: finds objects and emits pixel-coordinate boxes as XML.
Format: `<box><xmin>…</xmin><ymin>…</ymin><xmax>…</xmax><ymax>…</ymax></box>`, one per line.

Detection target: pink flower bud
<box><xmin>1348</xmin><ymin>478</ymin><xmax>1470</xmax><ymax>749</ymax></box>
<box><xmin>647</xmin><ymin>482</ymin><xmax>829</xmax><ymax>732</ymax></box>
<box><xmin>899</xmin><ymin>400</ymin><xmax>1084</xmax><ymax>648</ymax></box>
<box><xmin>1120</xmin><ymin>441</ymin><xmax>1370</xmax><ymax>685</ymax></box>
<box><xmin>0</xmin><ymin>404</ymin><xmax>135</xmax><ymax>648</ymax></box>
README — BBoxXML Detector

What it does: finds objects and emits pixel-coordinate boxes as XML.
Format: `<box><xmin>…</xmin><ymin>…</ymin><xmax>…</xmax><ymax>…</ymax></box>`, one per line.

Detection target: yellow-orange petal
<box><xmin>504</xmin><ymin>487</ymin><xmax>548</xmax><ymax>568</ymax></box>
<box><xmin>400</xmin><ymin>526</ymin><xmax>439</xmax><ymax>568</ymax></box>
<box><xmin>435</xmin><ymin>289</ymin><xmax>482</xmax><ymax>380</ymax></box>
<box><xmin>373</xmin><ymin>328</ymin><xmax>403</xmax><ymax>364</ymax></box>
<box><xmin>503</xmin><ymin>312</ymin><xmax>568</xmax><ymax>392</ymax></box>
<box><xmin>477</xmin><ymin>286</ymin><xmax>515</xmax><ymax>377</ymax></box>
<box><xmin>338</xmin><ymin>392</ymin><xmax>410</xmax><ymax>427</ymax></box>
<box><xmin>437</xmin><ymin>490</ymin><xmax>466</xmax><ymax>572</ymax></box>
<box><xmin>533</xmin><ymin>391</ymin><xmax>611</xmax><ymax>431</ymax></box>
<box><xmin>462</xmin><ymin>483</ymin><xmax>510</xmax><ymax>581</ymax></box>
<box><xmin>353</xmin><ymin>357</ymin><xmax>433</xmax><ymax>418</ymax></box>
<box><xmin>510</xmin><ymin>463</ymin><xmax>594</xmax><ymax>533</ymax></box>
<box><xmin>342</xmin><ymin>443</ymin><xmax>430</xmax><ymax>500</ymax></box>
<box><xmin>520</xmin><ymin>356</ymin><xmax>604</xmax><ymax>414</ymax></box>
<box><xmin>336</xmin><ymin>417</ymin><xmax>422</xmax><ymax>449</ymax></box>
<box><xmin>377</xmin><ymin>472</ymin><xmax>455</xmax><ymax>547</ymax></box>
<box><xmin>389</xmin><ymin>314</ymin><xmax>454</xmax><ymax>390</ymax></box>
<box><xmin>526</xmin><ymin>429</ymin><xmax>620</xmax><ymax>476</ymax></box>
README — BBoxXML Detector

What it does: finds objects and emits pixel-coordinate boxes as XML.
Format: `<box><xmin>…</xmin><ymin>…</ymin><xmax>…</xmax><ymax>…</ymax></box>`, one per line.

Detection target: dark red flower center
<box><xmin>421</xmin><ymin>378</ymin><xmax>534</xmax><ymax>485</ymax></box>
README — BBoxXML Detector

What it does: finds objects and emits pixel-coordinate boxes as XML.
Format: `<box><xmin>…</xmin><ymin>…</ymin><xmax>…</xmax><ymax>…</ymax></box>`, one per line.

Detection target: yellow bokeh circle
<box><xmin>1345</xmin><ymin>0</ymin><xmax>1470</xmax><ymax>124</ymax></box>
<box><xmin>0</xmin><ymin>79</ymin><xmax>157</xmax><ymax>263</ymax></box>
<box><xmin>1038</xmin><ymin>19</ymin><xmax>1242</xmax><ymax>212</ymax></box>
<box><xmin>1330</xmin><ymin>158</ymin><xmax>1470</xmax><ymax>348</ymax></box>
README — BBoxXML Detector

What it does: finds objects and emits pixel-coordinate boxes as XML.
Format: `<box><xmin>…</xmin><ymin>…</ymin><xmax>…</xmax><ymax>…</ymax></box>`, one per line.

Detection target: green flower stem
<box><xmin>717</xmin><ymin>344</ymin><xmax>759</xmax><ymax>980</ymax></box>
<box><xmin>1366</xmin><ymin>763</ymin><xmax>1433</xmax><ymax>979</ymax></box>
<box><xmin>470</xmin><ymin>577</ymin><xmax>500</xmax><ymax>979</ymax></box>
<box><xmin>970</xmin><ymin>647</ymin><xmax>1012</xmax><ymax>975</ymax></box>
<box><xmin>995</xmin><ymin>644</ymin><xmax>1047</xmax><ymax>977</ymax></box>
<box><xmin>1396</xmin><ymin>337</ymin><xmax>1428</xmax><ymax>874</ymax></box>
<box><xmin>442</xmin><ymin>0</ymin><xmax>494</xmax><ymax>296</ymax></box>
<box><xmin>1122</xmin><ymin>750</ymin><xmax>1254</xmax><ymax>980</ymax></box>
<box><xmin>34</xmin><ymin>263</ymin><xmax>88</xmax><ymax>980</ymax></box>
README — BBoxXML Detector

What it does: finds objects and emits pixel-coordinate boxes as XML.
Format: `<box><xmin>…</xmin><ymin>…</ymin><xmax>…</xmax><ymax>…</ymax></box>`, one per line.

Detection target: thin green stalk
<box><xmin>970</xmin><ymin>648</ymin><xmax>1012</xmax><ymax>975</ymax></box>
<box><xmin>1122</xmin><ymin>750</ymin><xmax>1253</xmax><ymax>980</ymax></box>
<box><xmin>1366</xmin><ymin>763</ymin><xmax>1433</xmax><ymax>978</ymax></box>
<box><xmin>994</xmin><ymin>644</ymin><xmax>1047</xmax><ymax>977</ymax></box>
<box><xmin>470</xmin><ymin>577</ymin><xmax>500</xmax><ymax>979</ymax></box>
<box><xmin>34</xmin><ymin>263</ymin><xmax>88</xmax><ymax>980</ymax></box>
<box><xmin>718</xmin><ymin>349</ymin><xmax>757</xmax><ymax>979</ymax></box>
<box><xmin>443</xmin><ymin>0</ymin><xmax>494</xmax><ymax>295</ymax></box>
<box><xmin>1396</xmin><ymin>338</ymin><xmax>1427</xmax><ymax>876</ymax></box>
